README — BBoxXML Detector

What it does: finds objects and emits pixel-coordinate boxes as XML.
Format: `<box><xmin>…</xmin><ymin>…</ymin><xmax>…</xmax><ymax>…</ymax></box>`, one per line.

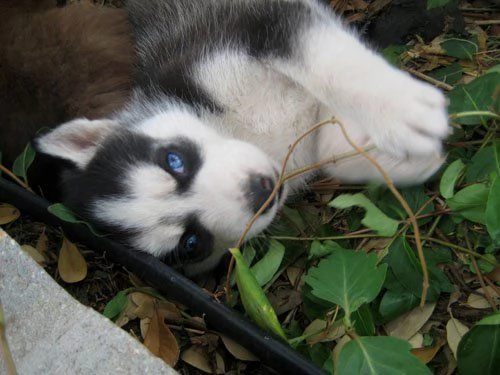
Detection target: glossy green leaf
<box><xmin>304</xmin><ymin>249</ymin><xmax>387</xmax><ymax>323</ymax></box>
<box><xmin>447</xmin><ymin>183</ymin><xmax>489</xmax><ymax>224</ymax></box>
<box><xmin>308</xmin><ymin>240</ymin><xmax>345</xmax><ymax>260</ymax></box>
<box><xmin>457</xmin><ymin>312</ymin><xmax>500</xmax><ymax>375</ymax></box>
<box><xmin>352</xmin><ymin>304</ymin><xmax>375</xmax><ymax>336</ymax></box>
<box><xmin>466</xmin><ymin>145</ymin><xmax>498</xmax><ymax>183</ymax></box>
<box><xmin>12</xmin><ymin>143</ymin><xmax>36</xmax><ymax>180</ymax></box>
<box><xmin>486</xmin><ymin>175</ymin><xmax>500</xmax><ymax>245</ymax></box>
<box><xmin>329</xmin><ymin>193</ymin><xmax>399</xmax><ymax>236</ymax></box>
<box><xmin>440</xmin><ymin>159</ymin><xmax>466</xmax><ymax>199</ymax></box>
<box><xmin>427</xmin><ymin>62</ymin><xmax>463</xmax><ymax>85</ymax></box>
<box><xmin>250</xmin><ymin>239</ymin><xmax>285</xmax><ymax>286</ymax></box>
<box><xmin>229</xmin><ymin>247</ymin><xmax>287</xmax><ymax>340</ymax></box>
<box><xmin>337</xmin><ymin>336</ymin><xmax>431</xmax><ymax>374</ymax></box>
<box><xmin>441</xmin><ymin>38</ymin><xmax>478</xmax><ymax>60</ymax></box>
<box><xmin>448</xmin><ymin>72</ymin><xmax>500</xmax><ymax>125</ymax></box>
<box><xmin>379</xmin><ymin>289</ymin><xmax>419</xmax><ymax>321</ymax></box>
<box><xmin>47</xmin><ymin>203</ymin><xmax>101</xmax><ymax>236</ymax></box>
<box><xmin>103</xmin><ymin>290</ymin><xmax>129</xmax><ymax>320</ymax></box>
<box><xmin>382</xmin><ymin>45</ymin><xmax>410</xmax><ymax>67</ymax></box>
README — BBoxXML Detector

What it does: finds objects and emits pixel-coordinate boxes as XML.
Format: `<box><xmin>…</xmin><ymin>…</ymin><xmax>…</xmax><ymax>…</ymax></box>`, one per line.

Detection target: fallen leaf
<box><xmin>286</xmin><ymin>266</ymin><xmax>302</xmax><ymax>287</ymax></box>
<box><xmin>303</xmin><ymin>319</ymin><xmax>345</xmax><ymax>345</ymax></box>
<box><xmin>408</xmin><ymin>333</ymin><xmax>424</xmax><ymax>349</ymax></box>
<box><xmin>181</xmin><ymin>346</ymin><xmax>225</xmax><ymax>374</ymax></box>
<box><xmin>384</xmin><ymin>303</ymin><xmax>436</xmax><ymax>340</ymax></box>
<box><xmin>140</xmin><ymin>317</ymin><xmax>151</xmax><ymax>339</ymax></box>
<box><xmin>143</xmin><ymin>306</ymin><xmax>180</xmax><ymax>366</ymax></box>
<box><xmin>21</xmin><ymin>244</ymin><xmax>46</xmax><ymax>265</ymax></box>
<box><xmin>0</xmin><ymin>203</ymin><xmax>20</xmax><ymax>225</ymax></box>
<box><xmin>220</xmin><ymin>334</ymin><xmax>259</xmax><ymax>362</ymax></box>
<box><xmin>57</xmin><ymin>237</ymin><xmax>87</xmax><ymax>283</ymax></box>
<box><xmin>35</xmin><ymin>228</ymin><xmax>48</xmax><ymax>253</ymax></box>
<box><xmin>411</xmin><ymin>337</ymin><xmax>445</xmax><ymax>364</ymax></box>
<box><xmin>466</xmin><ymin>287</ymin><xmax>500</xmax><ymax>309</ymax></box>
<box><xmin>446</xmin><ymin>317</ymin><xmax>469</xmax><ymax>359</ymax></box>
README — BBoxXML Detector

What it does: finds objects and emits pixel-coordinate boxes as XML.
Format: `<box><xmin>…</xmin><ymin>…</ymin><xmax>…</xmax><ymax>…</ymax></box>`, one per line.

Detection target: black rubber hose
<box><xmin>0</xmin><ymin>177</ymin><xmax>324</xmax><ymax>374</ymax></box>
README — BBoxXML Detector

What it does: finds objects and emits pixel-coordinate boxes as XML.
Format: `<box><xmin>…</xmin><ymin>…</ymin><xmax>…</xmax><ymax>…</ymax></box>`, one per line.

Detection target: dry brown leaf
<box><xmin>408</xmin><ymin>333</ymin><xmax>424</xmax><ymax>349</ymax></box>
<box><xmin>140</xmin><ymin>317</ymin><xmax>152</xmax><ymax>339</ymax></box>
<box><xmin>143</xmin><ymin>307</ymin><xmax>180</xmax><ymax>366</ymax></box>
<box><xmin>486</xmin><ymin>266</ymin><xmax>500</xmax><ymax>283</ymax></box>
<box><xmin>303</xmin><ymin>319</ymin><xmax>345</xmax><ymax>345</ymax></box>
<box><xmin>466</xmin><ymin>286</ymin><xmax>500</xmax><ymax>309</ymax></box>
<box><xmin>57</xmin><ymin>237</ymin><xmax>87</xmax><ymax>283</ymax></box>
<box><xmin>35</xmin><ymin>228</ymin><xmax>49</xmax><ymax>253</ymax></box>
<box><xmin>411</xmin><ymin>337</ymin><xmax>445</xmax><ymax>364</ymax></box>
<box><xmin>220</xmin><ymin>334</ymin><xmax>259</xmax><ymax>362</ymax></box>
<box><xmin>384</xmin><ymin>303</ymin><xmax>436</xmax><ymax>340</ymax></box>
<box><xmin>0</xmin><ymin>203</ymin><xmax>20</xmax><ymax>225</ymax></box>
<box><xmin>446</xmin><ymin>317</ymin><xmax>469</xmax><ymax>359</ymax></box>
<box><xmin>181</xmin><ymin>346</ymin><xmax>224</xmax><ymax>374</ymax></box>
<box><xmin>21</xmin><ymin>244</ymin><xmax>46</xmax><ymax>265</ymax></box>
<box><xmin>130</xmin><ymin>292</ymin><xmax>155</xmax><ymax>307</ymax></box>
<box><xmin>115</xmin><ymin>296</ymin><xmax>140</xmax><ymax>328</ymax></box>
<box><xmin>286</xmin><ymin>266</ymin><xmax>302</xmax><ymax>286</ymax></box>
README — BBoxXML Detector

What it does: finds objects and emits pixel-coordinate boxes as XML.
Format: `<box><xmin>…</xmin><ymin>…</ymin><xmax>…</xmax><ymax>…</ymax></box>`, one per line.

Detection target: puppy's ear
<box><xmin>34</xmin><ymin>118</ymin><xmax>117</xmax><ymax>169</ymax></box>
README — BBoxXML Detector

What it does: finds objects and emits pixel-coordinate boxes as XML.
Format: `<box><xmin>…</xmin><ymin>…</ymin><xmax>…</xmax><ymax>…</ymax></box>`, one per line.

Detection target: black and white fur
<box><xmin>36</xmin><ymin>0</ymin><xmax>450</xmax><ymax>275</ymax></box>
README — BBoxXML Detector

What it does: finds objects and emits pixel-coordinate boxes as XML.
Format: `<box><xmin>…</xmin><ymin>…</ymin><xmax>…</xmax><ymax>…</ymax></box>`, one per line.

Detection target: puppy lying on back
<box><xmin>0</xmin><ymin>0</ymin><xmax>132</xmax><ymax>164</ymax></box>
<box><xmin>4</xmin><ymin>0</ymin><xmax>450</xmax><ymax>276</ymax></box>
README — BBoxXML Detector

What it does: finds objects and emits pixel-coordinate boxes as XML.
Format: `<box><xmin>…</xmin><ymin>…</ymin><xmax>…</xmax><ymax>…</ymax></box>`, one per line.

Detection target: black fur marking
<box><xmin>127</xmin><ymin>0</ymin><xmax>310</xmax><ymax>109</ymax></box>
<box><xmin>163</xmin><ymin>216</ymin><xmax>214</xmax><ymax>265</ymax></box>
<box><xmin>60</xmin><ymin>130</ymin><xmax>154</xmax><ymax>221</ymax></box>
<box><xmin>157</xmin><ymin>137</ymin><xmax>203</xmax><ymax>193</ymax></box>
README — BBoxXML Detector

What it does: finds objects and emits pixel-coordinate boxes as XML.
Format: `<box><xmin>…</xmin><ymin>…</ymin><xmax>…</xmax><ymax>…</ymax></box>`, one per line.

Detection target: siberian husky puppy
<box><xmin>34</xmin><ymin>0</ymin><xmax>450</xmax><ymax>275</ymax></box>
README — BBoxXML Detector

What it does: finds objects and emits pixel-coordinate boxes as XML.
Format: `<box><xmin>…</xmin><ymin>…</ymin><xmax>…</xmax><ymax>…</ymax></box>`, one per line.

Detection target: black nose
<box><xmin>247</xmin><ymin>174</ymin><xmax>276</xmax><ymax>214</ymax></box>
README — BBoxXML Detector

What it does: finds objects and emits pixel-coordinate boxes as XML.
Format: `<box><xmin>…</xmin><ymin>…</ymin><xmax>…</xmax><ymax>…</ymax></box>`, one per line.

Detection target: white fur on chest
<box><xmin>194</xmin><ymin>49</ymin><xmax>320</xmax><ymax>188</ymax></box>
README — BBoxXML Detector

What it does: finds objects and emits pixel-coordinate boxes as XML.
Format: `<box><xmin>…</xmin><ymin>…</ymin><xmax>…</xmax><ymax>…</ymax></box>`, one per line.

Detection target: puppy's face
<box><xmin>36</xmin><ymin>110</ymin><xmax>285</xmax><ymax>275</ymax></box>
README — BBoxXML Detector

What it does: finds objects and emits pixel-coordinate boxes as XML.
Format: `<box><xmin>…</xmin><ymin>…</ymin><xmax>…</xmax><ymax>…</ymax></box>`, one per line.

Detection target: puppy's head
<box><xmin>35</xmin><ymin>109</ymin><xmax>285</xmax><ymax>275</ymax></box>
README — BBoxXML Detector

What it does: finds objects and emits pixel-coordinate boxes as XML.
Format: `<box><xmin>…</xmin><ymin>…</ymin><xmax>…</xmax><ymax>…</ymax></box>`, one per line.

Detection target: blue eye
<box><xmin>167</xmin><ymin>151</ymin><xmax>185</xmax><ymax>174</ymax></box>
<box><xmin>184</xmin><ymin>234</ymin><xmax>198</xmax><ymax>252</ymax></box>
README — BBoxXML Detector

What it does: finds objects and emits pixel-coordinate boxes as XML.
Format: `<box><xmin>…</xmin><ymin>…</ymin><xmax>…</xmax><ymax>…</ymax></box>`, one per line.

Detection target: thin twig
<box><xmin>0</xmin><ymin>164</ymin><xmax>33</xmax><ymax>193</ymax></box>
<box><xmin>335</xmin><ymin>119</ymin><xmax>430</xmax><ymax>307</ymax></box>
<box><xmin>405</xmin><ymin>67</ymin><xmax>454</xmax><ymax>91</ymax></box>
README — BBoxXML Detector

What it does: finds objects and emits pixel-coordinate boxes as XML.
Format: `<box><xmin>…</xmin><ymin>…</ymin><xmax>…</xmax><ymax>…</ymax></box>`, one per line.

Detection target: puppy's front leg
<box><xmin>266</xmin><ymin>1</ymin><xmax>450</xmax><ymax>161</ymax></box>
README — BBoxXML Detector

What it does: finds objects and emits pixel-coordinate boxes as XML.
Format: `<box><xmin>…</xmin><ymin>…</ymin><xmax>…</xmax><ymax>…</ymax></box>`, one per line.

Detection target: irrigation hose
<box><xmin>0</xmin><ymin>177</ymin><xmax>324</xmax><ymax>374</ymax></box>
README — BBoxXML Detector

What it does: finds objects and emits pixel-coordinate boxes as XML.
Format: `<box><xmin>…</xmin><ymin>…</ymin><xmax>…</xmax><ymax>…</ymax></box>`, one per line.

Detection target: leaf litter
<box><xmin>1</xmin><ymin>0</ymin><xmax>500</xmax><ymax>374</ymax></box>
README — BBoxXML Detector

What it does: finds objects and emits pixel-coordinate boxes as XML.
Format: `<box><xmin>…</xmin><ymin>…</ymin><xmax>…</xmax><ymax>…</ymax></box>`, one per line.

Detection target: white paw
<box><xmin>359</xmin><ymin>70</ymin><xmax>450</xmax><ymax>157</ymax></box>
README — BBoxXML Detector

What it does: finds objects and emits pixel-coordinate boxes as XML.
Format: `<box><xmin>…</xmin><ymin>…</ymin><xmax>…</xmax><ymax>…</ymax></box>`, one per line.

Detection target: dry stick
<box><xmin>334</xmin><ymin>119</ymin><xmax>430</xmax><ymax>307</ymax></box>
<box><xmin>226</xmin><ymin>118</ymin><xmax>340</xmax><ymax>293</ymax></box>
<box><xmin>0</xmin><ymin>164</ymin><xmax>33</xmax><ymax>193</ymax></box>
<box><xmin>405</xmin><ymin>68</ymin><xmax>454</xmax><ymax>92</ymax></box>
<box><xmin>469</xmin><ymin>255</ymin><xmax>498</xmax><ymax>311</ymax></box>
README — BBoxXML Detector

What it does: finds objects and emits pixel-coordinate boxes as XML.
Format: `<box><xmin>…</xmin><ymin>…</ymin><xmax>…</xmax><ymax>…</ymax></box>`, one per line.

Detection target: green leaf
<box><xmin>441</xmin><ymin>38</ymin><xmax>478</xmax><ymax>60</ymax></box>
<box><xmin>352</xmin><ymin>304</ymin><xmax>375</xmax><ymax>336</ymax></box>
<box><xmin>12</xmin><ymin>143</ymin><xmax>36</xmax><ymax>180</ymax></box>
<box><xmin>427</xmin><ymin>62</ymin><xmax>463</xmax><ymax>85</ymax></box>
<box><xmin>379</xmin><ymin>289</ymin><xmax>419</xmax><ymax>322</ymax></box>
<box><xmin>440</xmin><ymin>159</ymin><xmax>466</xmax><ymax>199</ymax></box>
<box><xmin>427</xmin><ymin>0</ymin><xmax>453</xmax><ymax>9</ymax></box>
<box><xmin>304</xmin><ymin>249</ymin><xmax>387</xmax><ymax>323</ymax></box>
<box><xmin>486</xmin><ymin>176</ymin><xmax>500</xmax><ymax>245</ymax></box>
<box><xmin>382</xmin><ymin>45</ymin><xmax>410</xmax><ymax>67</ymax></box>
<box><xmin>447</xmin><ymin>183</ymin><xmax>489</xmax><ymax>224</ymax></box>
<box><xmin>466</xmin><ymin>145</ymin><xmax>498</xmax><ymax>183</ymax></box>
<box><xmin>329</xmin><ymin>193</ymin><xmax>399</xmax><ymax>236</ymax></box>
<box><xmin>229</xmin><ymin>247</ymin><xmax>287</xmax><ymax>340</ymax></box>
<box><xmin>457</xmin><ymin>313</ymin><xmax>500</xmax><ymax>375</ymax></box>
<box><xmin>308</xmin><ymin>240</ymin><xmax>345</xmax><ymax>260</ymax></box>
<box><xmin>250</xmin><ymin>239</ymin><xmax>285</xmax><ymax>286</ymax></box>
<box><xmin>337</xmin><ymin>336</ymin><xmax>431</xmax><ymax>375</ymax></box>
<box><xmin>448</xmin><ymin>72</ymin><xmax>500</xmax><ymax>125</ymax></box>
<box><xmin>47</xmin><ymin>203</ymin><xmax>102</xmax><ymax>236</ymax></box>
<box><xmin>103</xmin><ymin>290</ymin><xmax>129</xmax><ymax>320</ymax></box>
